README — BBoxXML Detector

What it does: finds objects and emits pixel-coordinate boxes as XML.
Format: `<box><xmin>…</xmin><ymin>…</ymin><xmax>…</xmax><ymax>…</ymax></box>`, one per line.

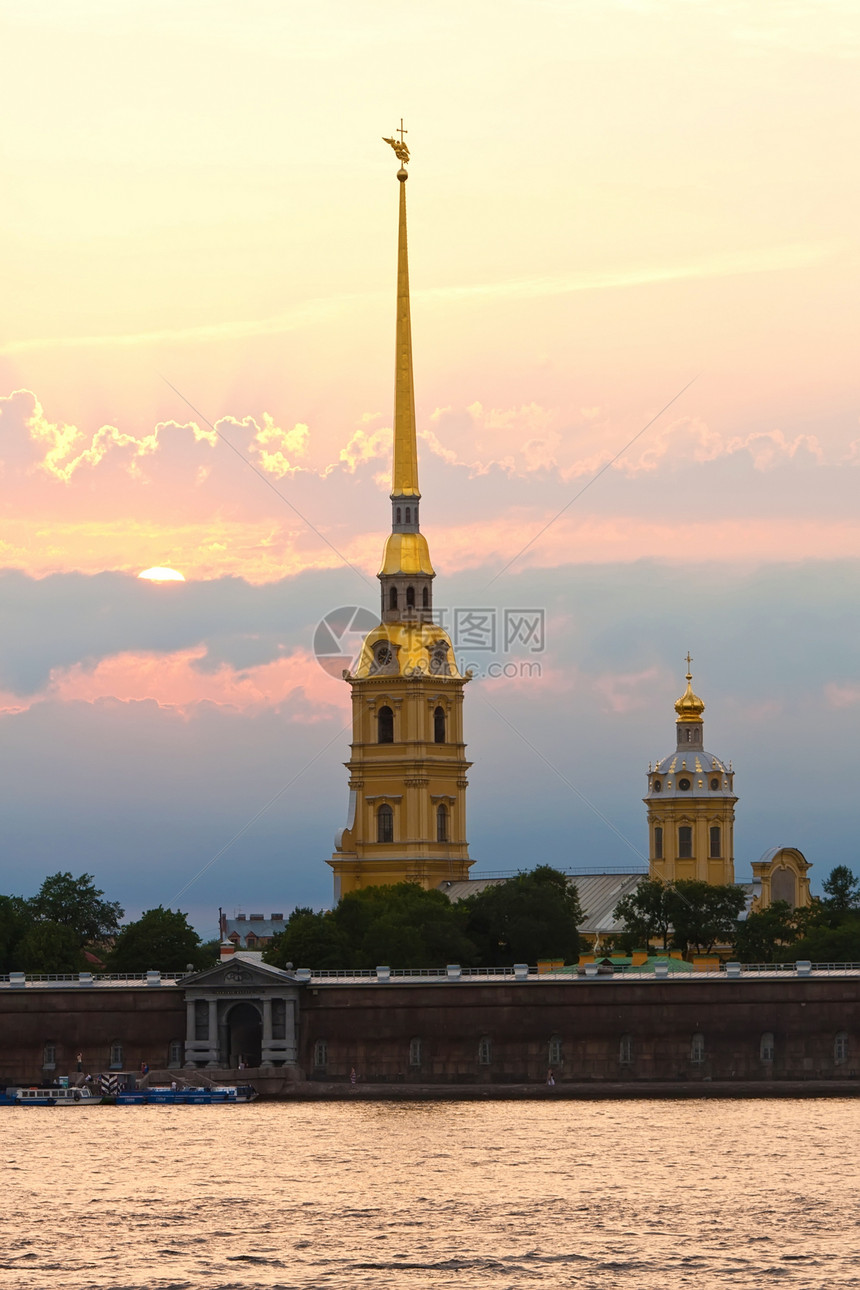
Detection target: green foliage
<box><xmin>779</xmin><ymin>917</ymin><xmax>860</xmax><ymax>963</ymax></box>
<box><xmin>17</xmin><ymin>920</ymin><xmax>85</xmax><ymax>973</ymax></box>
<box><xmin>613</xmin><ymin>880</ymin><xmax>673</xmax><ymax>952</ymax></box>
<box><xmin>462</xmin><ymin>867</ymin><xmax>583</xmax><ymax>967</ymax></box>
<box><xmin>667</xmin><ymin>881</ymin><xmax>747</xmax><ymax>954</ymax></box>
<box><xmin>266</xmin><ymin>885</ymin><xmax>476</xmax><ymax>971</ymax></box>
<box><xmin>821</xmin><ymin>866</ymin><xmax>860</xmax><ymax>914</ymax></box>
<box><xmin>109</xmin><ymin>906</ymin><xmax>205</xmax><ymax>972</ymax></box>
<box><xmin>31</xmin><ymin>872</ymin><xmax>123</xmax><ymax>946</ymax></box>
<box><xmin>733</xmin><ymin>901</ymin><xmax>799</xmax><ymax>962</ymax></box>
<box><xmin>614</xmin><ymin>879</ymin><xmax>746</xmax><ymax>956</ymax></box>
<box><xmin>266</xmin><ymin>868</ymin><xmax>583</xmax><ymax>970</ymax></box>
<box><xmin>0</xmin><ymin>895</ymin><xmax>33</xmax><ymax>973</ymax></box>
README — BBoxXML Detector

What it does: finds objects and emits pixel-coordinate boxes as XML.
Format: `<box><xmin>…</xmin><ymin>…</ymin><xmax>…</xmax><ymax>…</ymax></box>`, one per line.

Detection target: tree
<box><xmin>822</xmin><ymin>866</ymin><xmax>860</xmax><ymax>914</ymax></box>
<box><xmin>0</xmin><ymin>895</ymin><xmax>34</xmax><ymax>972</ymax></box>
<box><xmin>30</xmin><ymin>872</ymin><xmax>123</xmax><ymax>947</ymax></box>
<box><xmin>613</xmin><ymin>879</ymin><xmax>674</xmax><ymax>952</ymax></box>
<box><xmin>463</xmin><ymin>867</ymin><xmax>583</xmax><ymax>966</ymax></box>
<box><xmin>265</xmin><ymin>885</ymin><xmax>476</xmax><ymax>971</ymax></box>
<box><xmin>668</xmin><ymin>880</ymin><xmax>747</xmax><ymax>955</ymax></box>
<box><xmin>17</xmin><ymin>920</ymin><xmax>85</xmax><ymax>973</ymax></box>
<box><xmin>109</xmin><ymin>907</ymin><xmax>205</xmax><ymax>972</ymax></box>
<box><xmin>733</xmin><ymin>900</ymin><xmax>799</xmax><ymax>963</ymax></box>
<box><xmin>778</xmin><ymin>918</ymin><xmax>860</xmax><ymax>964</ymax></box>
<box><xmin>265</xmin><ymin>907</ymin><xmax>352</xmax><ymax>970</ymax></box>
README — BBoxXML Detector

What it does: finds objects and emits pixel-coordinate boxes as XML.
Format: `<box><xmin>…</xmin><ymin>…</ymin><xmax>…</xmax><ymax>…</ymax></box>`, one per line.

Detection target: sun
<box><xmin>138</xmin><ymin>567</ymin><xmax>186</xmax><ymax>582</ymax></box>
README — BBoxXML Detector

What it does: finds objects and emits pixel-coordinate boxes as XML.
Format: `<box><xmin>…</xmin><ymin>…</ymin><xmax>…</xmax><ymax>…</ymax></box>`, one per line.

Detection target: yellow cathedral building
<box><xmin>645</xmin><ymin>661</ymin><xmax>811</xmax><ymax>910</ymax></box>
<box><xmin>321</xmin><ymin>128</ymin><xmax>812</xmax><ymax>920</ymax></box>
<box><xmin>328</xmin><ymin>133</ymin><xmax>474</xmax><ymax>901</ymax></box>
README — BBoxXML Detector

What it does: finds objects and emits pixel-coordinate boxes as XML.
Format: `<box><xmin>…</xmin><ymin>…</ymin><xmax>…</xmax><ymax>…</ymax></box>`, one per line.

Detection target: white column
<box><xmin>206</xmin><ymin>998</ymin><xmax>220</xmax><ymax>1067</ymax></box>
<box><xmin>260</xmin><ymin>997</ymin><xmax>273</xmax><ymax>1068</ymax></box>
<box><xmin>184</xmin><ymin>999</ymin><xmax>196</xmax><ymax>1066</ymax></box>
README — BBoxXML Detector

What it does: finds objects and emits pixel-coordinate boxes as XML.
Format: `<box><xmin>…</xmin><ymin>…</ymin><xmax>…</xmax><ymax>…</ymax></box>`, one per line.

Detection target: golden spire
<box><xmin>384</xmin><ymin>121</ymin><xmax>420</xmax><ymax>499</ymax></box>
<box><xmin>675</xmin><ymin>653</ymin><xmax>705</xmax><ymax>723</ymax></box>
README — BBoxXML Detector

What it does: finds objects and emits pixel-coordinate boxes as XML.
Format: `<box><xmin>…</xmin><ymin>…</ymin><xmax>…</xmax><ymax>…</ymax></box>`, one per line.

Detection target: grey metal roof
<box><xmin>440</xmin><ymin>872</ymin><xmax>648</xmax><ymax>936</ymax></box>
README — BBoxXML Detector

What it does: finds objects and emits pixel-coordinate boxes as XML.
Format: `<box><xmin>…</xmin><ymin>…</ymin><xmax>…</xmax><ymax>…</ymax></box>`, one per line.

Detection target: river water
<box><xmin>1</xmin><ymin>1098</ymin><xmax>857</xmax><ymax>1289</ymax></box>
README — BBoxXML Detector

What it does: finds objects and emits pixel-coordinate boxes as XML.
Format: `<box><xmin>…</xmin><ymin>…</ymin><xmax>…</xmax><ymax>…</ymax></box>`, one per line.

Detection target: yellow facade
<box><xmin>328</xmin><ymin>133</ymin><xmax>473</xmax><ymax>899</ymax></box>
<box><xmin>644</xmin><ymin>668</ymin><xmax>737</xmax><ymax>885</ymax></box>
<box><xmin>750</xmin><ymin>846</ymin><xmax>812</xmax><ymax>910</ymax></box>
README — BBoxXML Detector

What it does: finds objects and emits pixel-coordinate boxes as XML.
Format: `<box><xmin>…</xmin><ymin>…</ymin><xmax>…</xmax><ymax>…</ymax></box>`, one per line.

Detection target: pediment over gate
<box><xmin>182</xmin><ymin>957</ymin><xmax>300</xmax><ymax>992</ymax></box>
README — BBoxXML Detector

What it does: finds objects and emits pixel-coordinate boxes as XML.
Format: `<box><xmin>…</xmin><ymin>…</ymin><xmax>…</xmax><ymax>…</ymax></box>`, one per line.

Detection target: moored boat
<box><xmin>116</xmin><ymin>1083</ymin><xmax>257</xmax><ymax>1105</ymax></box>
<box><xmin>1</xmin><ymin>1085</ymin><xmax>101</xmax><ymax>1106</ymax></box>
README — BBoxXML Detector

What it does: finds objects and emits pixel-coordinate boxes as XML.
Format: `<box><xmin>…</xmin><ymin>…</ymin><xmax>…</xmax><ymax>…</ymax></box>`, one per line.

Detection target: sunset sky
<box><xmin>2</xmin><ymin>1</ymin><xmax>859</xmax><ymax>936</ymax></box>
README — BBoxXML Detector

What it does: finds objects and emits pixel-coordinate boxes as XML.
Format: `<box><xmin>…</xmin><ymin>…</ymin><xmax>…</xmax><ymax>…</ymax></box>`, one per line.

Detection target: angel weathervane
<box><xmin>382</xmin><ymin>118</ymin><xmax>410</xmax><ymax>166</ymax></box>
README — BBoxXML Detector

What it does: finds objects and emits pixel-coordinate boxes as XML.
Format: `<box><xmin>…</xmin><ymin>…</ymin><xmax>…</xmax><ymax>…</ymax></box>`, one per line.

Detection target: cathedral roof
<box><xmin>351</xmin><ymin>621</ymin><xmax>465</xmax><ymax>680</ymax></box>
<box><xmin>646</xmin><ymin>750</ymin><xmax>734</xmax><ymax>799</ymax></box>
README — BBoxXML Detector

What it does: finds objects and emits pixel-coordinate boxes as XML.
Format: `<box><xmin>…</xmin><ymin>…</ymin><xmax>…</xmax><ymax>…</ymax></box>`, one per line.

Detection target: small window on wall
<box><xmin>168</xmin><ymin>1039</ymin><xmax>183</xmax><ymax>1069</ymax></box>
<box><xmin>378</xmin><ymin>705</ymin><xmax>394</xmax><ymax>743</ymax></box>
<box><xmin>434</xmin><ymin>706</ymin><xmax>446</xmax><ymax>743</ymax></box>
<box><xmin>690</xmin><ymin>1033</ymin><xmax>705</xmax><ymax>1064</ymax></box>
<box><xmin>760</xmin><ymin>1032</ymin><xmax>775</xmax><ymax>1064</ymax></box>
<box><xmin>436</xmin><ymin>804</ymin><xmax>448</xmax><ymax>843</ymax></box>
<box><xmin>835</xmin><ymin>1032</ymin><xmax>849</xmax><ymax>1065</ymax></box>
<box><xmin>678</xmin><ymin>826</ymin><xmax>693</xmax><ymax>859</ymax></box>
<box><xmin>109</xmin><ymin>1041</ymin><xmax>124</xmax><ymax>1071</ymax></box>
<box><xmin>619</xmin><ymin>1034</ymin><xmax>633</xmax><ymax>1065</ymax></box>
<box><xmin>654</xmin><ymin>826</ymin><xmax>663</xmax><ymax>860</ymax></box>
<box><xmin>409</xmin><ymin>1037</ymin><xmax>422</xmax><ymax>1067</ymax></box>
<box><xmin>389</xmin><ymin>587</ymin><xmax>398</xmax><ymax>610</ymax></box>
<box><xmin>314</xmin><ymin>1039</ymin><xmax>328</xmax><ymax>1068</ymax></box>
<box><xmin>548</xmin><ymin>1035</ymin><xmax>562</xmax><ymax>1067</ymax></box>
<box><xmin>406</xmin><ymin>585</ymin><xmax>415</xmax><ymax>607</ymax></box>
<box><xmin>405</xmin><ymin>507</ymin><xmax>411</xmax><ymax>524</ymax></box>
<box><xmin>377</xmin><ymin>804</ymin><xmax>394</xmax><ymax>843</ymax></box>
<box><xmin>43</xmin><ymin>1042</ymin><xmax>57</xmax><ymax>1070</ymax></box>
<box><xmin>396</xmin><ymin>507</ymin><xmax>402</xmax><ymax>524</ymax></box>
<box><xmin>709</xmin><ymin>826</ymin><xmax>721</xmax><ymax>858</ymax></box>
<box><xmin>477</xmin><ymin>1036</ymin><xmax>492</xmax><ymax>1065</ymax></box>
<box><xmin>422</xmin><ymin>587</ymin><xmax>429</xmax><ymax>608</ymax></box>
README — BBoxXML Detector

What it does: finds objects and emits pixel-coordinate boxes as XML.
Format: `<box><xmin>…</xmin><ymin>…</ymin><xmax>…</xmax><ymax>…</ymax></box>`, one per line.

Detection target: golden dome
<box><xmin>675</xmin><ymin>669</ymin><xmax>705</xmax><ymax>723</ymax></box>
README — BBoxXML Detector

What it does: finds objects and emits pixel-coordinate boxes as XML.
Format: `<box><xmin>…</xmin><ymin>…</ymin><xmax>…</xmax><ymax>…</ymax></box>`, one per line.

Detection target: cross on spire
<box><xmin>685</xmin><ymin>651</ymin><xmax>693</xmax><ymax>674</ymax></box>
<box><xmin>397</xmin><ymin>117</ymin><xmax>407</xmax><ymax>148</ymax></box>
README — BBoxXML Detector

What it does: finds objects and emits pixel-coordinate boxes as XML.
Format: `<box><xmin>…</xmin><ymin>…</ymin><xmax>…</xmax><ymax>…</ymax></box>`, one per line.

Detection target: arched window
<box><xmin>405</xmin><ymin>507</ymin><xmax>411</xmax><ymax>524</ymax></box>
<box><xmin>477</xmin><ymin>1036</ymin><xmax>492</xmax><ymax>1065</ymax></box>
<box><xmin>690</xmin><ymin>1032</ymin><xmax>705</xmax><ymax>1064</ymax></box>
<box><xmin>709</xmin><ymin>826</ymin><xmax>721</xmax><ymax>858</ymax></box>
<box><xmin>389</xmin><ymin>586</ymin><xmax>398</xmax><ymax>610</ymax></box>
<box><xmin>548</xmin><ymin>1035</ymin><xmax>562</xmax><ymax>1067</ymax></box>
<box><xmin>409</xmin><ymin>1037</ymin><xmax>422</xmax><ymax>1067</ymax></box>
<box><xmin>406</xmin><ymin>585</ymin><xmax>415</xmax><ymax>607</ymax></box>
<box><xmin>43</xmin><ymin>1042</ymin><xmax>57</xmax><ymax>1070</ymax></box>
<box><xmin>109</xmin><ymin>1041</ymin><xmax>124</xmax><ymax>1071</ymax></box>
<box><xmin>760</xmin><ymin>1032</ymin><xmax>774</xmax><ymax>1063</ymax></box>
<box><xmin>434</xmin><ymin>706</ymin><xmax>446</xmax><ymax>743</ymax></box>
<box><xmin>168</xmin><ymin>1039</ymin><xmax>183</xmax><ymax>1069</ymax></box>
<box><xmin>678</xmin><ymin>825</ymin><xmax>693</xmax><ymax>859</ymax></box>
<box><xmin>422</xmin><ymin>587</ymin><xmax>429</xmax><ymax>608</ymax></box>
<box><xmin>377</xmin><ymin>803</ymin><xmax>394</xmax><ymax>843</ymax></box>
<box><xmin>378</xmin><ymin>705</ymin><xmax>394</xmax><ymax>743</ymax></box>
<box><xmin>313</xmin><ymin>1039</ymin><xmax>327</xmax><ymax>1068</ymax></box>
<box><xmin>835</xmin><ymin>1032</ymin><xmax>849</xmax><ymax>1065</ymax></box>
<box><xmin>436</xmin><ymin>804</ymin><xmax>448</xmax><ymax>843</ymax></box>
<box><xmin>396</xmin><ymin>507</ymin><xmax>401</xmax><ymax>524</ymax></box>
<box><xmin>654</xmin><ymin>826</ymin><xmax>663</xmax><ymax>859</ymax></box>
<box><xmin>619</xmin><ymin>1034</ymin><xmax>633</xmax><ymax>1065</ymax></box>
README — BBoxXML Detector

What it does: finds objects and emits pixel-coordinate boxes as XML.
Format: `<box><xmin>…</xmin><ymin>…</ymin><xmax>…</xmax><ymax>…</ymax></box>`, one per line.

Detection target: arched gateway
<box><xmin>182</xmin><ymin>957</ymin><xmax>301</xmax><ymax>1071</ymax></box>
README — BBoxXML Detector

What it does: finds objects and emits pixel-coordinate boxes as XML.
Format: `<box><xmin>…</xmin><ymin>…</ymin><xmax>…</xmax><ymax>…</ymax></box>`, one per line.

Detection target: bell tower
<box><xmin>327</xmin><ymin>128</ymin><xmax>473</xmax><ymax>901</ymax></box>
<box><xmin>644</xmin><ymin>659</ymin><xmax>737</xmax><ymax>885</ymax></box>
